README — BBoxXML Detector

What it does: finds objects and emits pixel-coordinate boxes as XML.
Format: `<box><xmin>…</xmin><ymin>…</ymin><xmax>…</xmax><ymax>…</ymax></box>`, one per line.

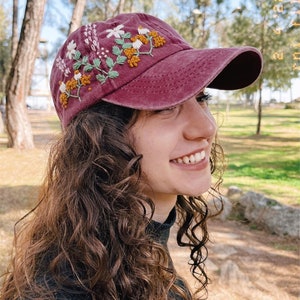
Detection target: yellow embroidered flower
<box><xmin>128</xmin><ymin>56</ymin><xmax>140</xmax><ymax>67</ymax></box>
<box><xmin>124</xmin><ymin>48</ymin><xmax>137</xmax><ymax>59</ymax></box>
<box><xmin>131</xmin><ymin>34</ymin><xmax>148</xmax><ymax>45</ymax></box>
<box><xmin>149</xmin><ymin>31</ymin><xmax>159</xmax><ymax>38</ymax></box>
<box><xmin>66</xmin><ymin>78</ymin><xmax>77</xmax><ymax>91</ymax></box>
<box><xmin>60</xmin><ymin>93</ymin><xmax>68</xmax><ymax>108</ymax></box>
<box><xmin>153</xmin><ymin>36</ymin><xmax>166</xmax><ymax>47</ymax></box>
<box><xmin>81</xmin><ymin>74</ymin><xmax>91</xmax><ymax>86</ymax></box>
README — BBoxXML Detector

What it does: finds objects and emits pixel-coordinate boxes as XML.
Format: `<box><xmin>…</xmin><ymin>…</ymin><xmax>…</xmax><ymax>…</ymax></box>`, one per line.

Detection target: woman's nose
<box><xmin>182</xmin><ymin>99</ymin><xmax>217</xmax><ymax>140</ymax></box>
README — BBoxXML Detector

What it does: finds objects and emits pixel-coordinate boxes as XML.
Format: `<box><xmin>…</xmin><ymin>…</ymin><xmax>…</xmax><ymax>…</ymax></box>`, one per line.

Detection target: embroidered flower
<box><xmin>106</xmin><ymin>24</ymin><xmax>125</xmax><ymax>38</ymax></box>
<box><xmin>66</xmin><ymin>40</ymin><xmax>77</xmax><ymax>59</ymax></box>
<box><xmin>73</xmin><ymin>70</ymin><xmax>82</xmax><ymax>80</ymax></box>
<box><xmin>84</xmin><ymin>24</ymin><xmax>102</xmax><ymax>57</ymax></box>
<box><xmin>150</xmin><ymin>31</ymin><xmax>166</xmax><ymax>47</ymax></box>
<box><xmin>128</xmin><ymin>56</ymin><xmax>140</xmax><ymax>67</ymax></box>
<box><xmin>124</xmin><ymin>48</ymin><xmax>137</xmax><ymax>59</ymax></box>
<box><xmin>56</xmin><ymin>57</ymin><xmax>71</xmax><ymax>77</ymax></box>
<box><xmin>59</xmin><ymin>81</ymin><xmax>66</xmax><ymax>93</ymax></box>
<box><xmin>57</xmin><ymin>23</ymin><xmax>166</xmax><ymax>108</ymax></box>
<box><xmin>59</xmin><ymin>70</ymin><xmax>91</xmax><ymax>108</ymax></box>
<box><xmin>60</xmin><ymin>92</ymin><xmax>68</xmax><ymax>108</ymax></box>
<box><xmin>132</xmin><ymin>39</ymin><xmax>143</xmax><ymax>49</ymax></box>
<box><xmin>132</xmin><ymin>34</ymin><xmax>148</xmax><ymax>45</ymax></box>
<box><xmin>138</xmin><ymin>26</ymin><xmax>150</xmax><ymax>35</ymax></box>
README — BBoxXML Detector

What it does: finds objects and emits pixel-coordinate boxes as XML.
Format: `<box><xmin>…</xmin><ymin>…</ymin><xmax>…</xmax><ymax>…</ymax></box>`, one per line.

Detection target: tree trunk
<box><xmin>256</xmin><ymin>11</ymin><xmax>265</xmax><ymax>136</ymax></box>
<box><xmin>11</xmin><ymin>0</ymin><xmax>19</xmax><ymax>60</ymax></box>
<box><xmin>68</xmin><ymin>0</ymin><xmax>87</xmax><ymax>35</ymax></box>
<box><xmin>6</xmin><ymin>0</ymin><xmax>47</xmax><ymax>149</ymax></box>
<box><xmin>256</xmin><ymin>83</ymin><xmax>263</xmax><ymax>135</ymax></box>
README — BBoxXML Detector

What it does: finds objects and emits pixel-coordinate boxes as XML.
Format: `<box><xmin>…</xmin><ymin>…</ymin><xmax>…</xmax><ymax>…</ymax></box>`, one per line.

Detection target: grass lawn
<box><xmin>213</xmin><ymin>105</ymin><xmax>300</xmax><ymax>206</ymax></box>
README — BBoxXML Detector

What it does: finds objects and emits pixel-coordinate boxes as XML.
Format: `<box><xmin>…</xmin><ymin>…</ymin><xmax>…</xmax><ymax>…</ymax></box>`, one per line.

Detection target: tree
<box><xmin>5</xmin><ymin>0</ymin><xmax>47</xmax><ymax>149</ymax></box>
<box><xmin>0</xmin><ymin>2</ymin><xmax>11</xmax><ymax>102</ymax></box>
<box><xmin>83</xmin><ymin>0</ymin><xmax>154</xmax><ymax>23</ymax></box>
<box><xmin>164</xmin><ymin>0</ymin><xmax>226</xmax><ymax>49</ymax></box>
<box><xmin>68</xmin><ymin>0</ymin><xmax>87</xmax><ymax>35</ymax></box>
<box><xmin>11</xmin><ymin>0</ymin><xmax>18</xmax><ymax>60</ymax></box>
<box><xmin>226</xmin><ymin>0</ymin><xmax>300</xmax><ymax>134</ymax></box>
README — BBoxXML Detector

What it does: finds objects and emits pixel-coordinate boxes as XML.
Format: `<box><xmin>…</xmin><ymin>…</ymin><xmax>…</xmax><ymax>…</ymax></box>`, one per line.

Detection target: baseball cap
<box><xmin>50</xmin><ymin>13</ymin><xmax>263</xmax><ymax>127</ymax></box>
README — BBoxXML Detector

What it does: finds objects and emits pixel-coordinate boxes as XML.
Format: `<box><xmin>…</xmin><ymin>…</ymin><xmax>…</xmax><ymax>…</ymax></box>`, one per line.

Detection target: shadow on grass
<box><xmin>0</xmin><ymin>185</ymin><xmax>39</xmax><ymax>215</ymax></box>
<box><xmin>0</xmin><ymin>110</ymin><xmax>61</xmax><ymax>150</ymax></box>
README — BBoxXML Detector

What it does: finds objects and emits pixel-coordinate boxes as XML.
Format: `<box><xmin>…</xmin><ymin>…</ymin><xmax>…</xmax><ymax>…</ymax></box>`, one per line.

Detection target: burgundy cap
<box><xmin>50</xmin><ymin>13</ymin><xmax>263</xmax><ymax>127</ymax></box>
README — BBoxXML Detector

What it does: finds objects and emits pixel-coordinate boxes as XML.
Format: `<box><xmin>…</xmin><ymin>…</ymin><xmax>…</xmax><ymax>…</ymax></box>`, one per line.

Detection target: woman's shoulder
<box><xmin>34</xmin><ymin>271</ymin><xmax>92</xmax><ymax>299</ymax></box>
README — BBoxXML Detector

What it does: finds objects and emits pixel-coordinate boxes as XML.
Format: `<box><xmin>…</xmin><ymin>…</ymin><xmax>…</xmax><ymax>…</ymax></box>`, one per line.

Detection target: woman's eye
<box><xmin>196</xmin><ymin>93</ymin><xmax>212</xmax><ymax>104</ymax></box>
<box><xmin>154</xmin><ymin>105</ymin><xmax>179</xmax><ymax>114</ymax></box>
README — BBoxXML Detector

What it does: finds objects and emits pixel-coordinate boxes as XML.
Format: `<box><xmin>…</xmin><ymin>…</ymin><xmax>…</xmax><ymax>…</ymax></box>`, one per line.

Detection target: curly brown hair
<box><xmin>0</xmin><ymin>101</ymin><xmax>224</xmax><ymax>300</ymax></box>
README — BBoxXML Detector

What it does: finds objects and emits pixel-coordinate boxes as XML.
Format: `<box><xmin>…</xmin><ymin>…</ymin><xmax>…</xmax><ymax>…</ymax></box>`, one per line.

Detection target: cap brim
<box><xmin>103</xmin><ymin>46</ymin><xmax>262</xmax><ymax>110</ymax></box>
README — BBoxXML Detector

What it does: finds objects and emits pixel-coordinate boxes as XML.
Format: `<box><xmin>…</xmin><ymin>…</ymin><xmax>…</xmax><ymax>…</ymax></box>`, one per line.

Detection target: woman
<box><xmin>1</xmin><ymin>13</ymin><xmax>262</xmax><ymax>299</ymax></box>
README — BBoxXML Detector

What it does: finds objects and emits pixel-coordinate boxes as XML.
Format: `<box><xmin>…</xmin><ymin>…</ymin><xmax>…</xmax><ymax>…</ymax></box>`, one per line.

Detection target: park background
<box><xmin>0</xmin><ymin>0</ymin><xmax>299</xmax><ymax>299</ymax></box>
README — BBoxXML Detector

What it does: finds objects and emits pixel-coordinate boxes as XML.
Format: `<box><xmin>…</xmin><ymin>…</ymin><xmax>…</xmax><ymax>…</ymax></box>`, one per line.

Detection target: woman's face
<box><xmin>130</xmin><ymin>91</ymin><xmax>217</xmax><ymax>204</ymax></box>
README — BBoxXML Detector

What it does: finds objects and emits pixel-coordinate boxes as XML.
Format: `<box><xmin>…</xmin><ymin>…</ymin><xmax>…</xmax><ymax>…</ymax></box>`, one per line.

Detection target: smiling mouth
<box><xmin>171</xmin><ymin>150</ymin><xmax>206</xmax><ymax>165</ymax></box>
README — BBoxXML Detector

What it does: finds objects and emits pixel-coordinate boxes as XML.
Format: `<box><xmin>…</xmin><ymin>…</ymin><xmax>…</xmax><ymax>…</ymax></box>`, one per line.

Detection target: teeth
<box><xmin>173</xmin><ymin>150</ymin><xmax>205</xmax><ymax>164</ymax></box>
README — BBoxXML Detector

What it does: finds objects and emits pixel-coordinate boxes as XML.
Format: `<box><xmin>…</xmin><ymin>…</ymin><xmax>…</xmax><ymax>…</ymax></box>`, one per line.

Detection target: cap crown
<box><xmin>50</xmin><ymin>13</ymin><xmax>191</xmax><ymax>126</ymax></box>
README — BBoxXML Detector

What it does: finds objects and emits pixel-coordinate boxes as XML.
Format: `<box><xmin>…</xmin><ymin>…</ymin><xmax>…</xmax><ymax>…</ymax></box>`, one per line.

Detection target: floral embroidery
<box><xmin>106</xmin><ymin>24</ymin><xmax>125</xmax><ymax>38</ymax></box>
<box><xmin>59</xmin><ymin>70</ymin><xmax>91</xmax><ymax>108</ymax></box>
<box><xmin>56</xmin><ymin>57</ymin><xmax>71</xmax><ymax>77</ymax></box>
<box><xmin>66</xmin><ymin>40</ymin><xmax>77</xmax><ymax>59</ymax></box>
<box><xmin>57</xmin><ymin>23</ymin><xmax>166</xmax><ymax>108</ymax></box>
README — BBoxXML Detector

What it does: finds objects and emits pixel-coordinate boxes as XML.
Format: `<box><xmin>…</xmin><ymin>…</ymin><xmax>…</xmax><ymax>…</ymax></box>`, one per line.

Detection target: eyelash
<box><xmin>196</xmin><ymin>92</ymin><xmax>212</xmax><ymax>103</ymax></box>
<box><xmin>153</xmin><ymin>93</ymin><xmax>212</xmax><ymax>114</ymax></box>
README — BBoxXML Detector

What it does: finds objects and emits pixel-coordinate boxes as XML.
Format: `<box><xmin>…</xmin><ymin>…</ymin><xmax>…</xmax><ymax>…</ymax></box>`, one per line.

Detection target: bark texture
<box><xmin>6</xmin><ymin>0</ymin><xmax>47</xmax><ymax>149</ymax></box>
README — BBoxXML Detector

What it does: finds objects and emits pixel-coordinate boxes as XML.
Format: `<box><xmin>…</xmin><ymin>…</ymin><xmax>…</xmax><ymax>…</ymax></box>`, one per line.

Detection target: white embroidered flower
<box><xmin>64</xmin><ymin>68</ymin><xmax>71</xmax><ymax>77</ymax></box>
<box><xmin>138</xmin><ymin>27</ymin><xmax>150</xmax><ymax>35</ymax></box>
<box><xmin>56</xmin><ymin>57</ymin><xmax>71</xmax><ymax>77</ymax></box>
<box><xmin>74</xmin><ymin>71</ymin><xmax>82</xmax><ymax>80</ymax></box>
<box><xmin>56</xmin><ymin>57</ymin><xmax>65</xmax><ymax>71</ymax></box>
<box><xmin>66</xmin><ymin>40</ymin><xmax>77</xmax><ymax>59</ymax></box>
<box><xmin>132</xmin><ymin>39</ymin><xmax>143</xmax><ymax>49</ymax></box>
<box><xmin>106</xmin><ymin>24</ymin><xmax>125</xmax><ymax>38</ymax></box>
<box><xmin>59</xmin><ymin>82</ymin><xmax>66</xmax><ymax>93</ymax></box>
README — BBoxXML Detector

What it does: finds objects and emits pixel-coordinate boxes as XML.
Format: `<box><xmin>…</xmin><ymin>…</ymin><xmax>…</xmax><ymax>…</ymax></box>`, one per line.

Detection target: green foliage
<box><xmin>226</xmin><ymin>0</ymin><xmax>300</xmax><ymax>94</ymax></box>
<box><xmin>166</xmin><ymin>0</ymin><xmax>226</xmax><ymax>48</ymax></box>
<box><xmin>83</xmin><ymin>0</ymin><xmax>156</xmax><ymax>23</ymax></box>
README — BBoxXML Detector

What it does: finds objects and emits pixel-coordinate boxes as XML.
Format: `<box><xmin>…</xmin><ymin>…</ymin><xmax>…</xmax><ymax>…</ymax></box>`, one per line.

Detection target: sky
<box><xmin>17</xmin><ymin>0</ymin><xmax>300</xmax><ymax>106</ymax></box>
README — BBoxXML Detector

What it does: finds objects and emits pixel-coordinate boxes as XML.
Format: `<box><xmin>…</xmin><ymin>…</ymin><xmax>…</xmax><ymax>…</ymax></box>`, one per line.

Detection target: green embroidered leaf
<box><xmin>115</xmin><ymin>39</ymin><xmax>124</xmax><ymax>45</ymax></box>
<box><xmin>122</xmin><ymin>43</ymin><xmax>132</xmax><ymax>49</ymax></box>
<box><xmin>82</xmin><ymin>56</ymin><xmax>88</xmax><ymax>64</ymax></box>
<box><xmin>83</xmin><ymin>64</ymin><xmax>93</xmax><ymax>72</ymax></box>
<box><xmin>117</xmin><ymin>56</ymin><xmax>127</xmax><ymax>64</ymax></box>
<box><xmin>123</xmin><ymin>32</ymin><xmax>131</xmax><ymax>39</ymax></box>
<box><xmin>108</xmin><ymin>70</ymin><xmax>119</xmax><ymax>78</ymax></box>
<box><xmin>106</xmin><ymin>57</ymin><xmax>114</xmax><ymax>68</ymax></box>
<box><xmin>73</xmin><ymin>61</ymin><xmax>82</xmax><ymax>70</ymax></box>
<box><xmin>93</xmin><ymin>58</ymin><xmax>101</xmax><ymax>68</ymax></box>
<box><xmin>74</xmin><ymin>50</ymin><xmax>81</xmax><ymax>60</ymax></box>
<box><xmin>112</xmin><ymin>46</ymin><xmax>122</xmax><ymax>56</ymax></box>
<box><xmin>96</xmin><ymin>74</ymin><xmax>107</xmax><ymax>83</ymax></box>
